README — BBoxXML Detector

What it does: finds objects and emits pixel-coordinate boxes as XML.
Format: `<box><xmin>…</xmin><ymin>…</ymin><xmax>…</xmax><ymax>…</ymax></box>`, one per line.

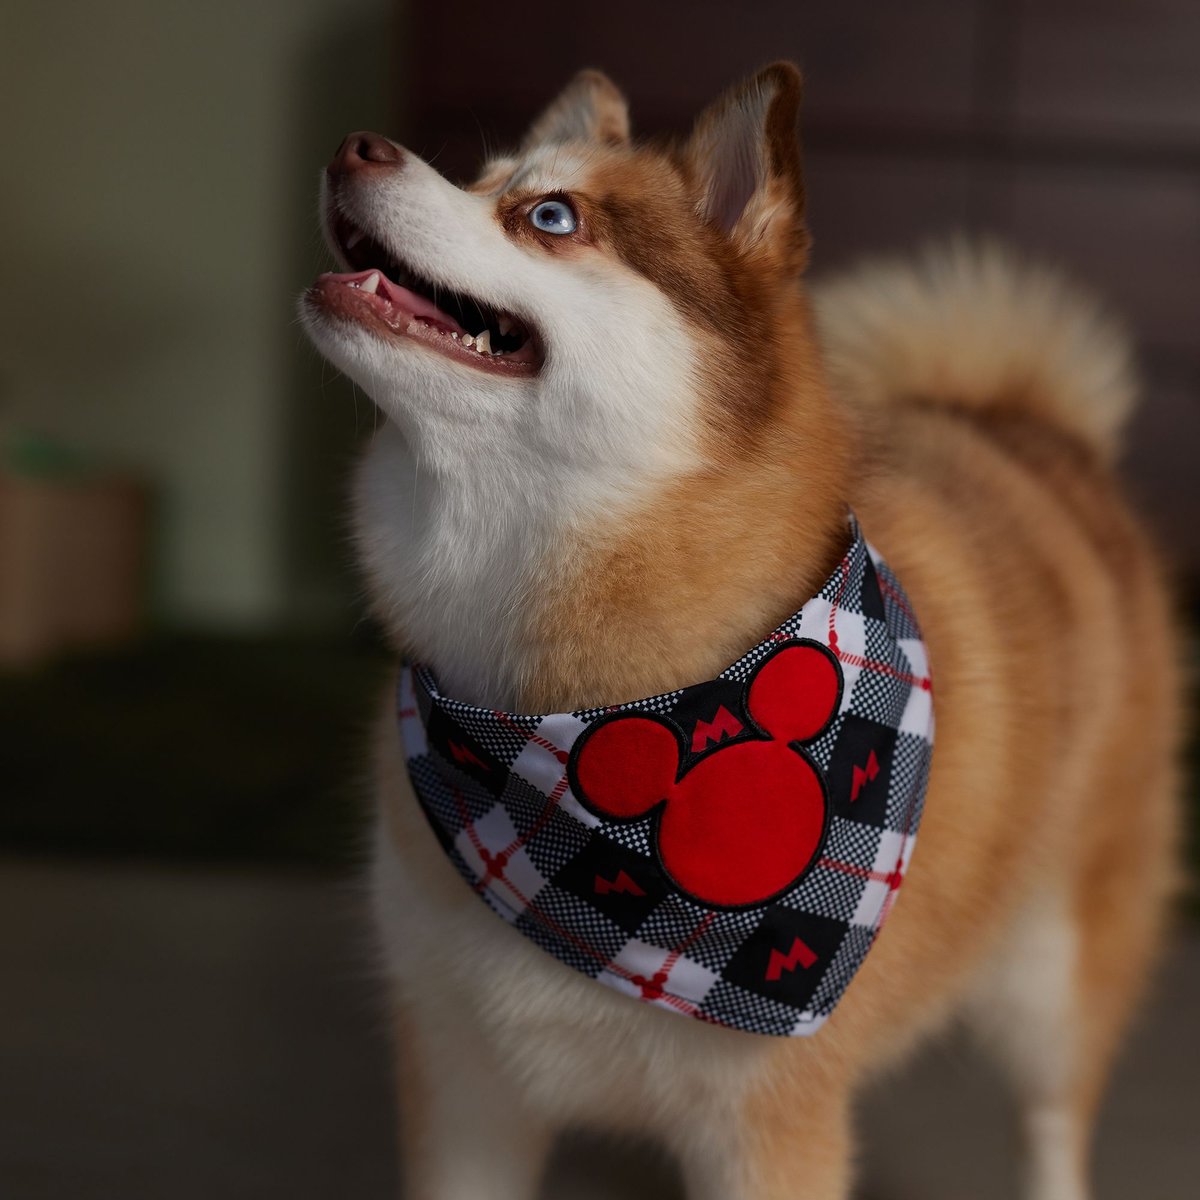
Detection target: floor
<box><xmin>3</xmin><ymin>857</ymin><xmax>1197</xmax><ymax>1199</ymax></box>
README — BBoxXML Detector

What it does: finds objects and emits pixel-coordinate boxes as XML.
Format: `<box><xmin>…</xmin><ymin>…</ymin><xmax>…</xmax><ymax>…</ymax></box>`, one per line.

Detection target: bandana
<box><xmin>397</xmin><ymin>517</ymin><xmax>934</xmax><ymax>1037</ymax></box>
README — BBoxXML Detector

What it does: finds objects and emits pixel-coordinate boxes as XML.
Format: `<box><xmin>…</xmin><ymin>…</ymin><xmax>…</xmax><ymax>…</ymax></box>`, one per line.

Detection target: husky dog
<box><xmin>301</xmin><ymin>64</ymin><xmax>1181</xmax><ymax>1200</ymax></box>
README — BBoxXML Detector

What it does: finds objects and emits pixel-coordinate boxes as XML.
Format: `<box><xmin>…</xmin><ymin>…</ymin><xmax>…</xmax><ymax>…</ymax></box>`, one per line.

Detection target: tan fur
<box><xmin>519</xmin><ymin>291</ymin><xmax>849</xmax><ymax>712</ymax></box>
<box><xmin>815</xmin><ymin>240</ymin><xmax>1139</xmax><ymax>464</ymax></box>
<box><xmin>356</xmin><ymin>65</ymin><xmax>1181</xmax><ymax>1200</ymax></box>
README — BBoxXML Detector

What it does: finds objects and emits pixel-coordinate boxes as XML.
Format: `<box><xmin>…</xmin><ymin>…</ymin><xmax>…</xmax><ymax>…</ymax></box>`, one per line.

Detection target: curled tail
<box><xmin>812</xmin><ymin>238</ymin><xmax>1138</xmax><ymax>463</ymax></box>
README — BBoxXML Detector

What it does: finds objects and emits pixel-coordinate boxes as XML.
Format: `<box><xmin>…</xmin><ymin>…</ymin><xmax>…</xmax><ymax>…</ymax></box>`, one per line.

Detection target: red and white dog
<box><xmin>301</xmin><ymin>64</ymin><xmax>1181</xmax><ymax>1200</ymax></box>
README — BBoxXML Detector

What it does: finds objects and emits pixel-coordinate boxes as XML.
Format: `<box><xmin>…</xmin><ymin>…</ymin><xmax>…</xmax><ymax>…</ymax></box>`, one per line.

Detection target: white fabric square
<box><xmin>799</xmin><ymin>602</ymin><xmax>866</xmax><ymax>716</ymax></box>
<box><xmin>830</xmin><ymin>607</ymin><xmax>867</xmax><ymax>663</ymax></box>
<box><xmin>871</xmin><ymin>827</ymin><xmax>906</xmax><ymax>876</ymax></box>
<box><xmin>599</xmin><ymin>938</ymin><xmax>718</xmax><ymax>1007</ymax></box>
<box><xmin>605</xmin><ymin>937</ymin><xmax>670</xmax><ymax>982</ymax></box>
<box><xmin>665</xmin><ymin>954</ymin><xmax>720</xmax><ymax>1005</ymax></box>
<box><xmin>510</xmin><ymin>713</ymin><xmax>585</xmax><ymax>792</ymax></box>
<box><xmin>510</xmin><ymin>713</ymin><xmax>601</xmax><ymax>828</ymax></box>
<box><xmin>790</xmin><ymin>1010</ymin><xmax>826</xmax><ymax>1036</ymax></box>
<box><xmin>454</xmin><ymin>805</ymin><xmax>547</xmax><ymax>907</ymax></box>
<box><xmin>795</xmin><ymin>595</ymin><xmax>833</xmax><ymax>642</ymax></box>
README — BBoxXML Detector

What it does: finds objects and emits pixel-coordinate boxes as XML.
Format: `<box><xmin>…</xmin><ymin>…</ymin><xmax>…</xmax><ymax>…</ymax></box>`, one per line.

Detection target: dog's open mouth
<box><xmin>308</xmin><ymin>214</ymin><xmax>542</xmax><ymax>375</ymax></box>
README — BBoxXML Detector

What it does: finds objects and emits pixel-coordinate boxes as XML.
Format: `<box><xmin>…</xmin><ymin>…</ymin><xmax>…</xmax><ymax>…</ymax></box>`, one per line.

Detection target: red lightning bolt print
<box><xmin>691</xmin><ymin>705</ymin><xmax>744</xmax><ymax>753</ymax></box>
<box><xmin>594</xmin><ymin>869</ymin><xmax>646</xmax><ymax>897</ymax></box>
<box><xmin>850</xmin><ymin>749</ymin><xmax>880</xmax><ymax>802</ymax></box>
<box><xmin>448</xmin><ymin>740</ymin><xmax>488</xmax><ymax>771</ymax></box>
<box><xmin>765</xmin><ymin>936</ymin><xmax>819</xmax><ymax>981</ymax></box>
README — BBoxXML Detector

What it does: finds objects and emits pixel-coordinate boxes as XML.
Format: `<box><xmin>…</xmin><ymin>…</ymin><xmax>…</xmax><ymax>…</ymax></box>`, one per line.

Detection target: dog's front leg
<box><xmin>674</xmin><ymin>1081</ymin><xmax>853</xmax><ymax>1200</ymax></box>
<box><xmin>391</xmin><ymin>1000</ymin><xmax>554</xmax><ymax>1200</ymax></box>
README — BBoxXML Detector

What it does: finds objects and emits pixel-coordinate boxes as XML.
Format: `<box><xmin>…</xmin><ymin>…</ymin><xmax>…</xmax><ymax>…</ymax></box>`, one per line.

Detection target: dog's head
<box><xmin>301</xmin><ymin>64</ymin><xmax>815</xmax><ymax>485</ymax></box>
<box><xmin>300</xmin><ymin>65</ymin><xmax>836</xmax><ymax>702</ymax></box>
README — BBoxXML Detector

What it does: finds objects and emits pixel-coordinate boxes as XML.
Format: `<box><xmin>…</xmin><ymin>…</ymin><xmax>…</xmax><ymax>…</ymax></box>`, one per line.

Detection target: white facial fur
<box><xmin>301</xmin><ymin>145</ymin><xmax>700</xmax><ymax>707</ymax></box>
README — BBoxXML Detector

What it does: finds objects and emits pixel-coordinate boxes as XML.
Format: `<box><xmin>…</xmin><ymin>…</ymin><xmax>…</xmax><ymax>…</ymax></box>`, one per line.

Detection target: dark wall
<box><xmin>399</xmin><ymin>0</ymin><xmax>1200</xmax><ymax>577</ymax></box>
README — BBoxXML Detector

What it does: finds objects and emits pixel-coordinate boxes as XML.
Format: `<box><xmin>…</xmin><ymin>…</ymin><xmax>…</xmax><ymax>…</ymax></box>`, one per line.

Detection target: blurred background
<box><xmin>2</xmin><ymin>1</ymin><xmax>1197</xmax><ymax>1197</ymax></box>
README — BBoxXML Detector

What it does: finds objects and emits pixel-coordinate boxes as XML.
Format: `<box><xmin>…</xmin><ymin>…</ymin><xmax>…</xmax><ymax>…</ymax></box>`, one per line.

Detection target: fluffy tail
<box><xmin>812</xmin><ymin>239</ymin><xmax>1138</xmax><ymax>463</ymax></box>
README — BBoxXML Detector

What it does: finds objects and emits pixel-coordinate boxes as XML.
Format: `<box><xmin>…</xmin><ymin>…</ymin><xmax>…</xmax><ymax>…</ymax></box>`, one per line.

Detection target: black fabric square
<box><xmin>826</xmin><ymin>713</ymin><xmax>898</xmax><ymax>827</ymax></box>
<box><xmin>664</xmin><ymin>677</ymin><xmax>754</xmax><ymax>767</ymax></box>
<box><xmin>498</xmin><ymin>773</ymin><xmax>589</xmax><ymax>876</ymax></box>
<box><xmin>517</xmin><ymin>793</ymin><xmax>594</xmax><ymax>878</ymax></box>
<box><xmin>721</xmin><ymin>907</ymin><xmax>848</xmax><ymax>1009</ymax></box>
<box><xmin>424</xmin><ymin>706</ymin><xmax>505</xmax><ymax>793</ymax></box>
<box><xmin>516</xmin><ymin>884</ymin><xmax>628</xmax><ymax>975</ymax></box>
<box><xmin>408</xmin><ymin>754</ymin><xmax>494</xmax><ymax>828</ymax></box>
<box><xmin>808</xmin><ymin>924</ymin><xmax>876</xmax><ymax>1016</ymax></box>
<box><xmin>552</xmin><ymin>833</ymin><xmax>668</xmax><ymax>933</ymax></box>
<box><xmin>430</xmin><ymin>694</ymin><xmax>543</xmax><ymax>768</ymax></box>
<box><xmin>412</xmin><ymin>677</ymin><xmax>435</xmax><ymax>725</ymax></box>
<box><xmin>858</xmin><ymin>557</ymin><xmax>887</xmax><ymax>621</ymax></box>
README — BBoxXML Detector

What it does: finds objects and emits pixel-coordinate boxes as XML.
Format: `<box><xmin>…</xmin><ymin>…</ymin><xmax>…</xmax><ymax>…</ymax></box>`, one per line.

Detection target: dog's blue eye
<box><xmin>529</xmin><ymin>199</ymin><xmax>577</xmax><ymax>235</ymax></box>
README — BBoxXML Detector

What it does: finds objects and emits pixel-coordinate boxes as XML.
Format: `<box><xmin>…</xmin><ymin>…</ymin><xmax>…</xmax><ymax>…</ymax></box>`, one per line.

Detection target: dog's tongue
<box><xmin>319</xmin><ymin>269</ymin><xmax>468</xmax><ymax>336</ymax></box>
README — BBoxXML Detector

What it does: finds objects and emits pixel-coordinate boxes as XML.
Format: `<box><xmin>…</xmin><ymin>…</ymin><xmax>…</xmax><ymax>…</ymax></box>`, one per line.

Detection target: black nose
<box><xmin>327</xmin><ymin>131</ymin><xmax>403</xmax><ymax>178</ymax></box>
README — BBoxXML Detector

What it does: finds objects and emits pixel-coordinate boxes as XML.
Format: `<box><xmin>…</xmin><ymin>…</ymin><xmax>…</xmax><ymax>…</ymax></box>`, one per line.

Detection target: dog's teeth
<box><xmin>461</xmin><ymin>334</ymin><xmax>474</xmax><ymax>348</ymax></box>
<box><xmin>450</xmin><ymin>331</ymin><xmax>459</xmax><ymax>339</ymax></box>
<box><xmin>497</xmin><ymin>315</ymin><xmax>514</xmax><ymax>336</ymax></box>
<box><xmin>360</xmin><ymin>271</ymin><xmax>381</xmax><ymax>294</ymax></box>
<box><xmin>475</xmin><ymin>329</ymin><xmax>492</xmax><ymax>354</ymax></box>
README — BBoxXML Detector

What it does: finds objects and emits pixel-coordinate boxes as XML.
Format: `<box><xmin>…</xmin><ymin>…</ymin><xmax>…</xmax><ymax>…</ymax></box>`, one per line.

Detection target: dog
<box><xmin>300</xmin><ymin>63</ymin><xmax>1181</xmax><ymax>1200</ymax></box>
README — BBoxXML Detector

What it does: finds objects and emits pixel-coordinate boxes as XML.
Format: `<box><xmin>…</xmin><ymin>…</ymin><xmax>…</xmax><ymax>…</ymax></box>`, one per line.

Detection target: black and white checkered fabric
<box><xmin>398</xmin><ymin>516</ymin><xmax>934</xmax><ymax>1037</ymax></box>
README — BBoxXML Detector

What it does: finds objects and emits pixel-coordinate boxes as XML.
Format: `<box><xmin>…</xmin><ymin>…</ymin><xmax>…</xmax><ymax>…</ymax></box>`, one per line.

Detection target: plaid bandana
<box><xmin>397</xmin><ymin>517</ymin><xmax>934</xmax><ymax>1037</ymax></box>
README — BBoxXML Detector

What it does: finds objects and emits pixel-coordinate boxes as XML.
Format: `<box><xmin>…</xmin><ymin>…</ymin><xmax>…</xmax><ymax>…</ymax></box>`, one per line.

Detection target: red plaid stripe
<box><xmin>829</xmin><ymin>555</ymin><xmax>932</xmax><ymax>692</ymax></box>
<box><xmin>491</xmin><ymin>711</ymin><xmax>572</xmax><ymax>861</ymax></box>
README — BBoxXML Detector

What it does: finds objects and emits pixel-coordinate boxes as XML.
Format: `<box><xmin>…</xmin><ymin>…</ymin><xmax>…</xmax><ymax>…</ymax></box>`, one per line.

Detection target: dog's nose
<box><xmin>328</xmin><ymin>131</ymin><xmax>403</xmax><ymax>178</ymax></box>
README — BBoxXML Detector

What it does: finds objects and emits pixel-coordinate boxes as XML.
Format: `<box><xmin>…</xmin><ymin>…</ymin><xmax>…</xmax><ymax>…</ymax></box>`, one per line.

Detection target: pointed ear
<box><xmin>521</xmin><ymin>69</ymin><xmax>630</xmax><ymax>150</ymax></box>
<box><xmin>685</xmin><ymin>63</ymin><xmax>808</xmax><ymax>269</ymax></box>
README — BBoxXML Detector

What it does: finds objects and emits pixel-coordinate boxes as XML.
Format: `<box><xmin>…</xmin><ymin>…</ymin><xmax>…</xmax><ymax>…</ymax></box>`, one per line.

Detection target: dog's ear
<box><xmin>521</xmin><ymin>69</ymin><xmax>630</xmax><ymax>149</ymax></box>
<box><xmin>685</xmin><ymin>63</ymin><xmax>808</xmax><ymax>271</ymax></box>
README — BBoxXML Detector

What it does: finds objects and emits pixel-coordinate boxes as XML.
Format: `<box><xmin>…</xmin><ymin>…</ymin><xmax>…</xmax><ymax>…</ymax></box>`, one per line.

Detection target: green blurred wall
<box><xmin>0</xmin><ymin>0</ymin><xmax>401</xmax><ymax>630</ymax></box>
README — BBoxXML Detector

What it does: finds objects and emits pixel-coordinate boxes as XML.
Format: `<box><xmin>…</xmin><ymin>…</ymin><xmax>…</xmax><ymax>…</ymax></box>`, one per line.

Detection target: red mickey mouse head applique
<box><xmin>570</xmin><ymin>642</ymin><xmax>842</xmax><ymax>908</ymax></box>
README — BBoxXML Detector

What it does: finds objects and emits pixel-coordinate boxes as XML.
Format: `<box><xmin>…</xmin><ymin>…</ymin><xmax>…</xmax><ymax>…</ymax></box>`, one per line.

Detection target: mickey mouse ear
<box><xmin>748</xmin><ymin>643</ymin><xmax>841</xmax><ymax>744</ymax></box>
<box><xmin>572</xmin><ymin>716</ymin><xmax>679</xmax><ymax>820</ymax></box>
